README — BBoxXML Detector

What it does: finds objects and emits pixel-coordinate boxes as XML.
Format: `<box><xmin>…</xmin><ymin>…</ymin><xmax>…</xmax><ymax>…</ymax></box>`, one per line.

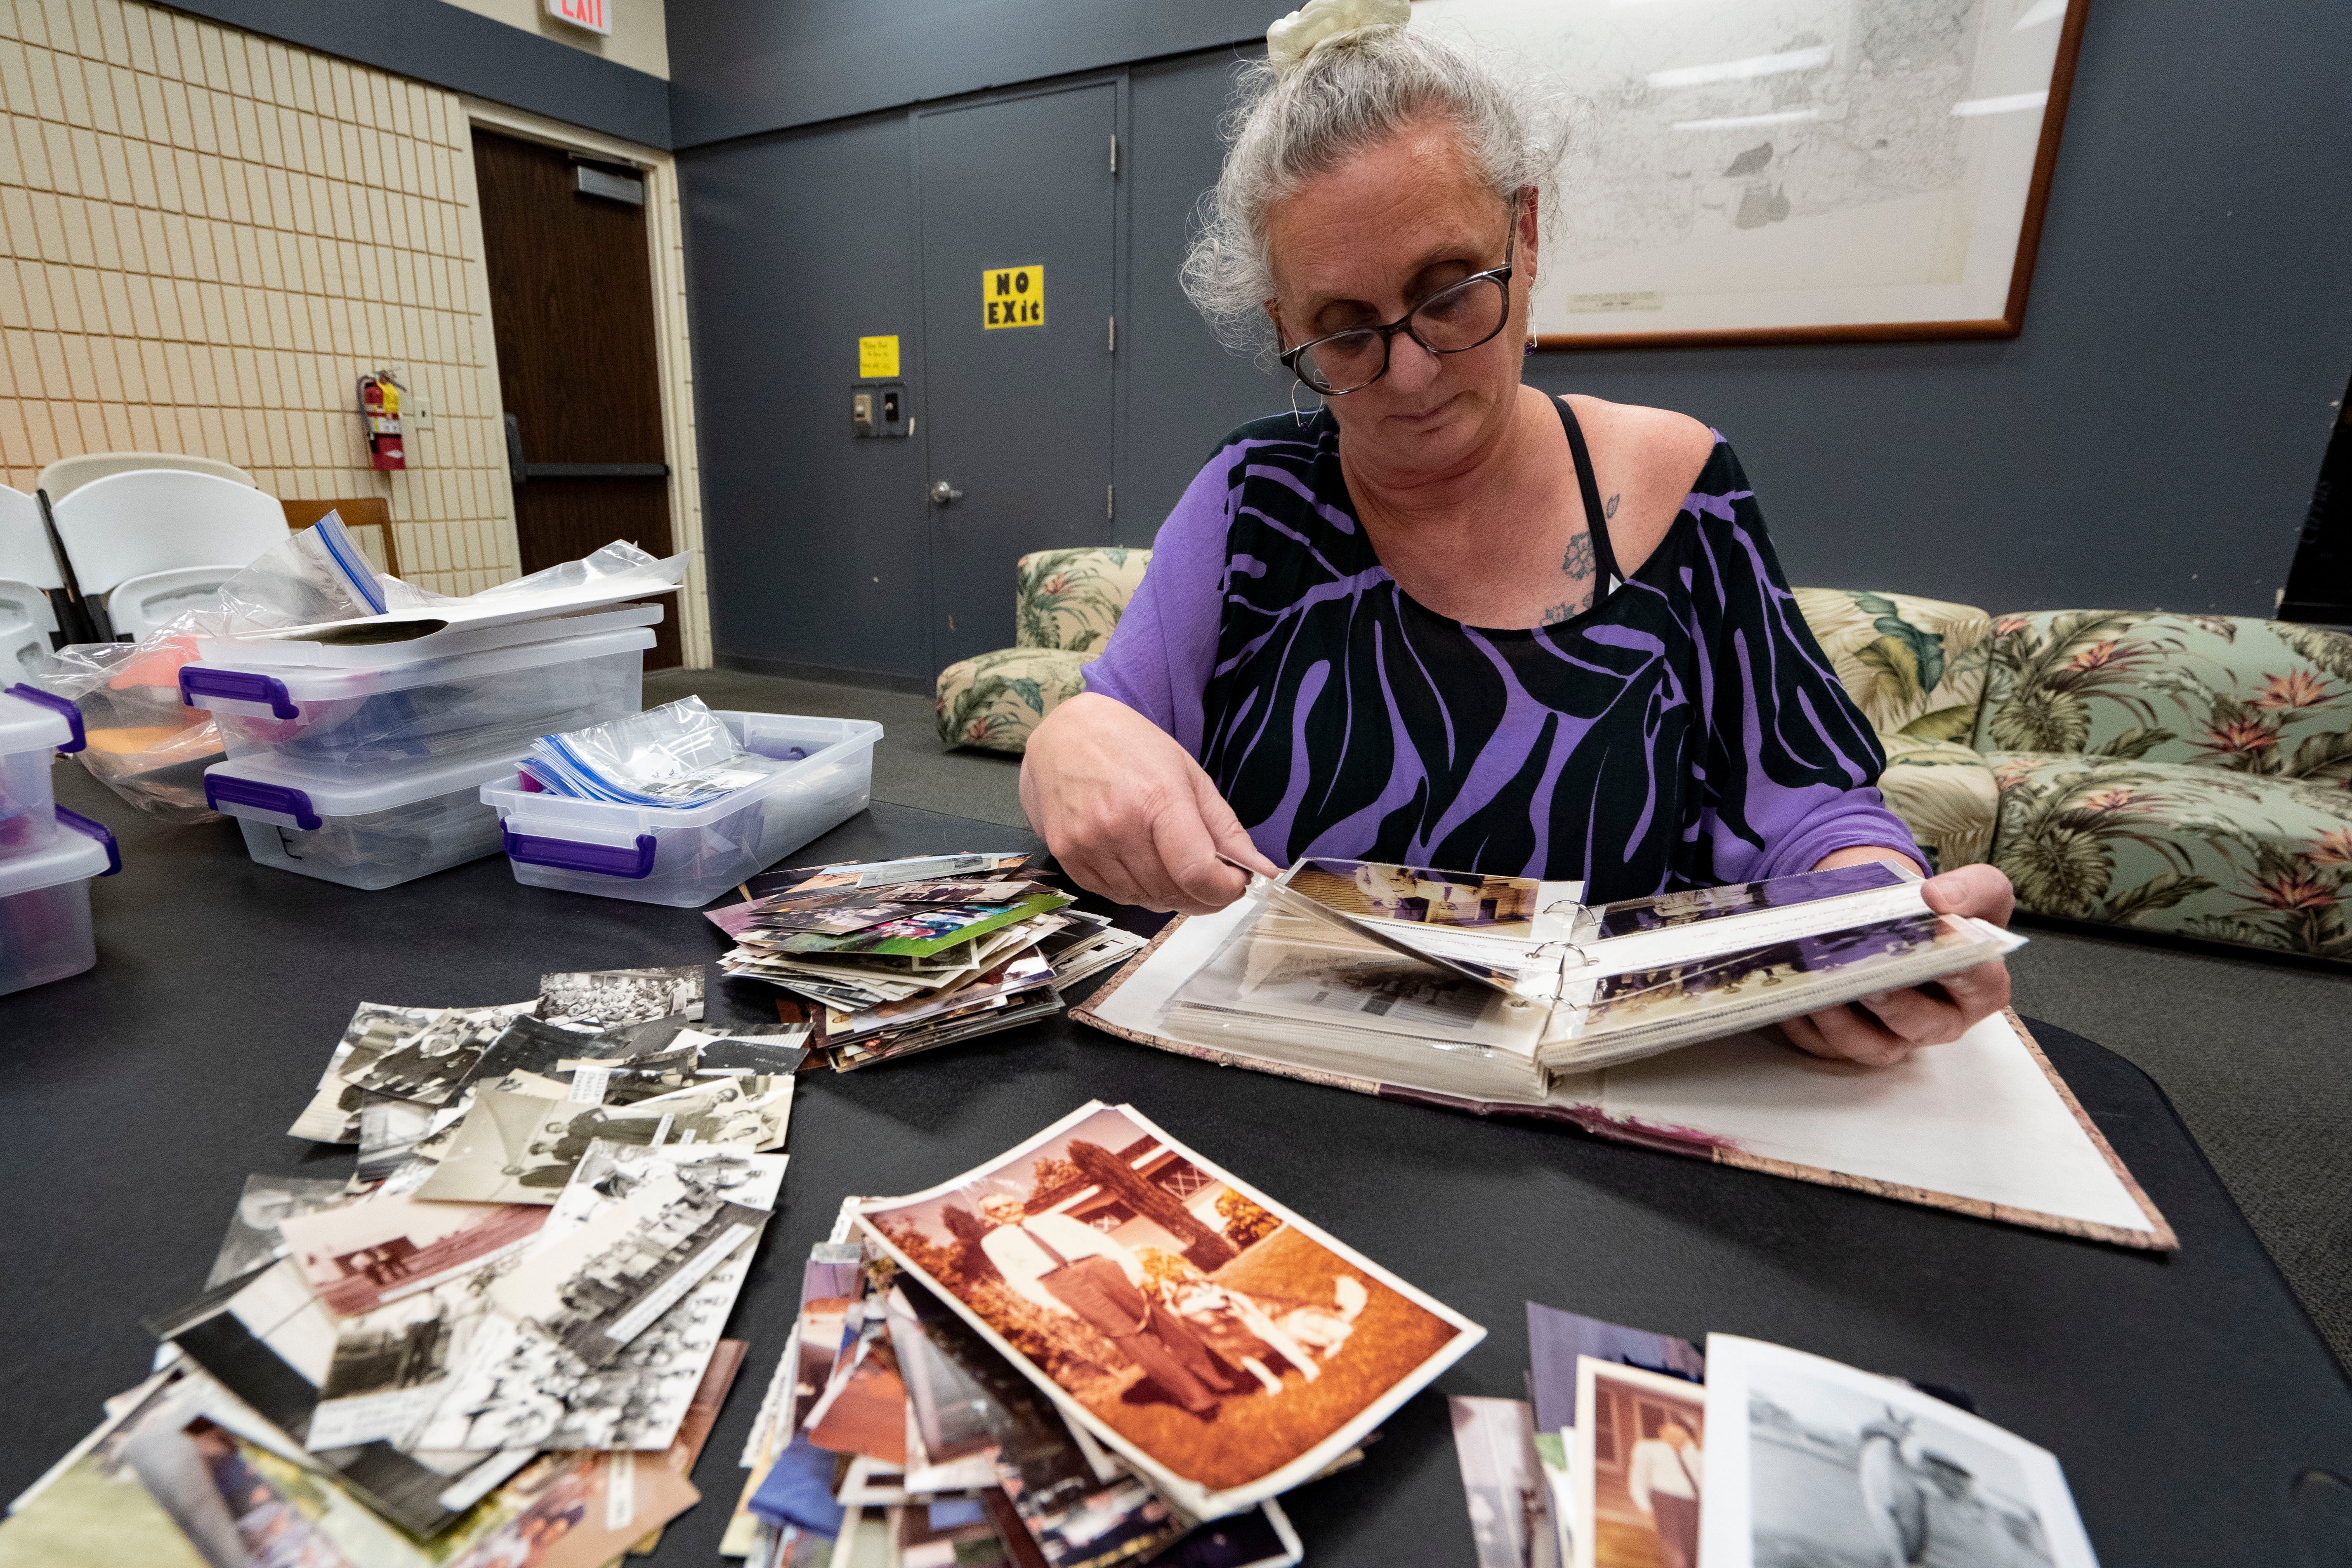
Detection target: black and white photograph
<box><xmin>205</xmin><ymin>1175</ymin><xmax>355</xmax><ymax>1289</ymax></box>
<box><xmin>355</xmin><ymin>1094</ymin><xmax>438</xmax><ymax>1185</ymax></box>
<box><xmin>538</xmin><ymin>965</ymin><xmax>706</xmax><ymax>1028</ymax></box>
<box><xmin>1450</xmin><ymin>1395</ymin><xmax>1561</xmax><ymax>1568</ymax></box>
<box><xmin>285</xmin><ymin>1002</ymin><xmax>445</xmax><ymax>1144</ymax></box>
<box><xmin>489</xmin><ymin>1158</ymin><xmax>769</xmax><ymax>1368</ymax></box>
<box><xmin>337</xmin><ymin>1002</ymin><xmax>536</xmax><ymax>1106</ymax></box>
<box><xmin>1699</xmin><ymin>1336</ymin><xmax>2100</xmax><ymax>1568</ymax></box>
<box><xmin>306</xmin><ymin>1266</ymin><xmax>511</xmax><ymax>1450</ymax></box>
<box><xmin>279</xmin><ymin>1192</ymin><xmax>550</xmax><ymax>1317</ymax></box>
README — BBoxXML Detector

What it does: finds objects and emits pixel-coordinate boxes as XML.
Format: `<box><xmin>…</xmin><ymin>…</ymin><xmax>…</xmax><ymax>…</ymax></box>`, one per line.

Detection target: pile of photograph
<box><xmin>1447</xmin><ymin>1306</ymin><xmax>2103</xmax><ymax>1568</ymax></box>
<box><xmin>720</xmin><ymin>1101</ymin><xmax>1484</xmax><ymax>1567</ymax></box>
<box><xmin>707</xmin><ymin>853</ymin><xmax>1144</xmax><ymax>1072</ymax></box>
<box><xmin>4</xmin><ymin>966</ymin><xmax>809</xmax><ymax>1568</ymax></box>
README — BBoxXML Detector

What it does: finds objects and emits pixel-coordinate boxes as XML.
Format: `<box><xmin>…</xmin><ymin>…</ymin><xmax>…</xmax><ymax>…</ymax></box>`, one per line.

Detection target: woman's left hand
<box><xmin>1779</xmin><ymin>861</ymin><xmax>2017</xmax><ymax>1068</ymax></box>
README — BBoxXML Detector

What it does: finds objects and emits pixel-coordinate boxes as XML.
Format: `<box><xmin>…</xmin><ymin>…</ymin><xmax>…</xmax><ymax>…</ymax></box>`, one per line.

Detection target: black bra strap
<box><xmin>1553</xmin><ymin>396</ymin><xmax>1623</xmax><ymax>590</ymax></box>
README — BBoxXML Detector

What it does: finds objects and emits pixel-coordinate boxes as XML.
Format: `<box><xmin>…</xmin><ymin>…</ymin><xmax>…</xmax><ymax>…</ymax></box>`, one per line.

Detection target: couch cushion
<box><xmin>935</xmin><ymin>646</ymin><xmax>1096</xmax><ymax>754</ymax></box>
<box><xmin>1986</xmin><ymin>751</ymin><xmax>2352</xmax><ymax>960</ymax></box>
<box><xmin>1879</xmin><ymin>736</ymin><xmax>1998</xmax><ymax>872</ymax></box>
<box><xmin>1793</xmin><ymin>587</ymin><xmax>1992</xmax><ymax>742</ymax></box>
<box><xmin>1014</xmin><ymin>547</ymin><xmax>1152</xmax><ymax>653</ymax></box>
<box><xmin>1977</xmin><ymin>611</ymin><xmax>2352</xmax><ymax>779</ymax></box>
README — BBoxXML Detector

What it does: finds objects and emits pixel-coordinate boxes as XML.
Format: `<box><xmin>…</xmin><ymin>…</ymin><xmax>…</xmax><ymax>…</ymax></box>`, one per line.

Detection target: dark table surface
<box><xmin>5</xmin><ymin>770</ymin><xmax>2351</xmax><ymax>1566</ymax></box>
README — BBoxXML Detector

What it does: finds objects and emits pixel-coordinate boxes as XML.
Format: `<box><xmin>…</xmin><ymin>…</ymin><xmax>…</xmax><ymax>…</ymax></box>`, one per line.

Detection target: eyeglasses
<box><xmin>1278</xmin><ymin>221</ymin><xmax>1518</xmax><ymax>396</ymax></box>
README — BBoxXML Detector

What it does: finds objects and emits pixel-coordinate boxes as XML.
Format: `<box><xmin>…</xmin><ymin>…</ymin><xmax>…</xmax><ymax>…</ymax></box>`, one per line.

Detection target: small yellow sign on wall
<box><xmin>858</xmin><ymin>335</ymin><xmax>901</xmax><ymax>377</ymax></box>
<box><xmin>983</xmin><ymin>265</ymin><xmax>1045</xmax><ymax>330</ymax></box>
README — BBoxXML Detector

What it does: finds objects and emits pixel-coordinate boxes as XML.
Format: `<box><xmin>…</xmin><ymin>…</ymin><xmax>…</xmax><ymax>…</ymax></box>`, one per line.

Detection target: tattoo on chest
<box><xmin>1561</xmin><ymin>531</ymin><xmax>1595</xmax><ymax>580</ymax></box>
<box><xmin>1540</xmin><ymin>589</ymin><xmax>1595</xmax><ymax>626</ymax></box>
<box><xmin>1605</xmin><ymin>491</ymin><xmax>1621</xmax><ymax>519</ymax></box>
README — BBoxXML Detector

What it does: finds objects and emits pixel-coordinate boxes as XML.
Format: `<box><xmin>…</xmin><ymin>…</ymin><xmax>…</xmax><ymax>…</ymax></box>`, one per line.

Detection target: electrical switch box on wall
<box><xmin>850</xmin><ymin>381</ymin><xmax>910</xmax><ymax>438</ymax></box>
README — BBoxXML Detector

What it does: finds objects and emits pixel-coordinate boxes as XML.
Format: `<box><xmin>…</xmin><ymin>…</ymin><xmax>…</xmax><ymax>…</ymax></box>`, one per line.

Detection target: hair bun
<box><xmin>1266</xmin><ymin>0</ymin><xmax>1411</xmax><ymax>72</ymax></box>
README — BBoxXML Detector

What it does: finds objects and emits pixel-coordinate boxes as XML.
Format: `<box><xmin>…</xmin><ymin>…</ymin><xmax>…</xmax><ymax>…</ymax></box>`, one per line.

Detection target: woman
<box><xmin>1019</xmin><ymin>3</ymin><xmax>2013</xmax><ymax>1066</ymax></box>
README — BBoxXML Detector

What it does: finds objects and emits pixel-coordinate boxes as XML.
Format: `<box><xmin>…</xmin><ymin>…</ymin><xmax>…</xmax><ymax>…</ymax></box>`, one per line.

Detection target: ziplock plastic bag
<box><xmin>467</xmin><ymin>540</ymin><xmax>688</xmax><ymax>613</ymax></box>
<box><xmin>34</xmin><ymin>512</ymin><xmax>440</xmax><ymax>822</ymax></box>
<box><xmin>521</xmin><ymin>696</ymin><xmax>783</xmax><ymax>806</ymax></box>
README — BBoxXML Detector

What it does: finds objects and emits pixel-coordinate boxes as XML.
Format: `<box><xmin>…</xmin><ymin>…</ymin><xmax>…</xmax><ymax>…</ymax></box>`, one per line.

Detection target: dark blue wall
<box><xmin>680</xmin><ymin>0</ymin><xmax>2352</xmax><ymax>688</ymax></box>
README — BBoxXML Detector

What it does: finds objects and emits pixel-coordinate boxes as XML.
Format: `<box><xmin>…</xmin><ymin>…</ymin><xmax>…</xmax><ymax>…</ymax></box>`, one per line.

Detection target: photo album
<box><xmin>1077</xmin><ymin>858</ymin><xmax>2175</xmax><ymax>1251</ymax></box>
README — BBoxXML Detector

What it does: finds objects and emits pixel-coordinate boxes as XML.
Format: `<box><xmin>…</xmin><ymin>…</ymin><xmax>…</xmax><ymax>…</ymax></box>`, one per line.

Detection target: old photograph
<box><xmin>415</xmin><ymin>1077</ymin><xmax>791</xmax><ymax>1206</ymax></box>
<box><xmin>1288</xmin><ymin>858</ymin><xmax>1547</xmax><ymax>937</ymax></box>
<box><xmin>855</xmin><ymin>1101</ymin><xmax>1483</xmax><ymax>1517</ymax></box>
<box><xmin>1701</xmin><ymin>1336</ymin><xmax>2097</xmax><ymax>1568</ymax></box>
<box><xmin>538</xmin><ymin>966</ymin><xmax>706</xmax><ymax>1028</ymax></box>
<box><xmin>287</xmin><ymin>1002</ymin><xmax>447</xmax><ymax>1143</ymax></box>
<box><xmin>1574</xmin><ymin>1360</ymin><xmax>1707</xmax><ymax>1568</ymax></box>
<box><xmin>1580</xmin><ymin>913</ymin><xmax>1989</xmax><ymax>1035</ymax></box>
<box><xmin>1450</xmin><ymin>1395</ymin><xmax>1560</xmax><ymax>1568</ymax></box>
<box><xmin>307</xmin><ymin>1267</ymin><xmax>510</xmax><ymax>1451</ymax></box>
<box><xmin>280</xmin><ymin>1193</ymin><xmax>550</xmax><ymax>1317</ymax></box>
<box><xmin>338</xmin><ymin>1002</ymin><xmax>537</xmax><ymax>1106</ymax></box>
<box><xmin>356</xmin><ymin>1094</ymin><xmax>438</xmax><ymax>1185</ymax></box>
<box><xmin>205</xmin><ymin>1175</ymin><xmax>354</xmax><ymax>1288</ymax></box>
<box><xmin>489</xmin><ymin>1161</ymin><xmax>769</xmax><ymax>1369</ymax></box>
<box><xmin>1528</xmin><ymin>1304</ymin><xmax>1706</xmax><ymax>1435</ymax></box>
<box><xmin>1590</xmin><ymin>863</ymin><xmax>1907</xmax><ymax>939</ymax></box>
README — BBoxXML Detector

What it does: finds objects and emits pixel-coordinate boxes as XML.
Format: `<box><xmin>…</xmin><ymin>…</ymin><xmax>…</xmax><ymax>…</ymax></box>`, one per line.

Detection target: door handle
<box><xmin>930</xmin><ymin>481</ymin><xmax>964</xmax><ymax>506</ymax></box>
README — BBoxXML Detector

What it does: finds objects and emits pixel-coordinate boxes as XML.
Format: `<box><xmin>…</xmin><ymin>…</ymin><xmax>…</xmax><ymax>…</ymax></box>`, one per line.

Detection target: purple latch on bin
<box><xmin>6</xmin><ymin>683</ymin><xmax>86</xmax><ymax>752</ymax></box>
<box><xmin>501</xmin><ymin>827</ymin><xmax>658</xmax><ymax>879</ymax></box>
<box><xmin>54</xmin><ymin>806</ymin><xmax>120</xmax><ymax>875</ymax></box>
<box><xmin>205</xmin><ymin>773</ymin><xmax>321</xmax><ymax>830</ymax></box>
<box><xmin>180</xmin><ymin>666</ymin><xmax>301</xmax><ymax>720</ymax></box>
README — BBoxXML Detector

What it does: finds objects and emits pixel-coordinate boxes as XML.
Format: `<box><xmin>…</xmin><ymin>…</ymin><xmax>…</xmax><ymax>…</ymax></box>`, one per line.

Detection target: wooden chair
<box><xmin>281</xmin><ymin>498</ymin><xmax>401</xmax><ymax>580</ymax></box>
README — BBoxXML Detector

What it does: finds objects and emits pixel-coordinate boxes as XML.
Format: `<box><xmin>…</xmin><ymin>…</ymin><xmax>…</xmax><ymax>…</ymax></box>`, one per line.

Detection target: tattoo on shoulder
<box><xmin>1604</xmin><ymin>491</ymin><xmax>1621</xmax><ymax>519</ymax></box>
<box><xmin>1561</xmin><ymin>531</ymin><xmax>1595</xmax><ymax>580</ymax></box>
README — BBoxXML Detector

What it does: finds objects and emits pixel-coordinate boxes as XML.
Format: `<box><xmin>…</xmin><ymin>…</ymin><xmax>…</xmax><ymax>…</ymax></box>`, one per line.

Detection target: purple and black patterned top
<box><xmin>1083</xmin><ymin>403</ymin><xmax>1924</xmax><ymax>902</ymax></box>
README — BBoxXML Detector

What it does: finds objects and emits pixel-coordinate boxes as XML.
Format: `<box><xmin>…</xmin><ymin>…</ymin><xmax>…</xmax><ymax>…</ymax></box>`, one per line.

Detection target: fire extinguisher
<box><xmin>359</xmin><ymin>371</ymin><xmax>406</xmax><ymax>471</ymax></box>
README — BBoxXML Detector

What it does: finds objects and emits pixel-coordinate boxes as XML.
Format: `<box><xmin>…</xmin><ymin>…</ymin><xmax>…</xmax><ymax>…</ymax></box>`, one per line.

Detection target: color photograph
<box><xmin>855</xmin><ymin>1101</ymin><xmax>1484</xmax><ymax>1516</ymax></box>
<box><xmin>1574</xmin><ymin>1359</ymin><xmax>1707</xmax><ymax>1568</ymax></box>
<box><xmin>1589</xmin><ymin>863</ymin><xmax>1909</xmax><ymax>940</ymax></box>
<box><xmin>1288</xmin><ymin>858</ymin><xmax>1546</xmax><ymax>936</ymax></box>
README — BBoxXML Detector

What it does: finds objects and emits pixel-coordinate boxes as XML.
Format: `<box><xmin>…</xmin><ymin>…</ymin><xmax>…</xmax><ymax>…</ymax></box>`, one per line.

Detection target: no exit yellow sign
<box><xmin>983</xmin><ymin>265</ymin><xmax>1045</xmax><ymax>330</ymax></box>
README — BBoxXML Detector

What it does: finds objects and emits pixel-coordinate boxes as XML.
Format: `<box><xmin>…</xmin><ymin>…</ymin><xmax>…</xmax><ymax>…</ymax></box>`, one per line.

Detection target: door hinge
<box><xmin>1107</xmin><ymin>316</ymin><xmax>1116</xmax><ymax>354</ymax></box>
<box><xmin>1109</xmin><ymin>134</ymin><xmax>1118</xmax><ymax>176</ymax></box>
<box><xmin>1106</xmin><ymin>483</ymin><xmax>1115</xmax><ymax>521</ymax></box>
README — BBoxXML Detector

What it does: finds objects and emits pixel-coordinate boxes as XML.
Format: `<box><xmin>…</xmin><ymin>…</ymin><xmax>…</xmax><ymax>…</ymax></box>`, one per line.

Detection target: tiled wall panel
<box><xmin>0</xmin><ymin>0</ymin><xmax>519</xmax><ymax>594</ymax></box>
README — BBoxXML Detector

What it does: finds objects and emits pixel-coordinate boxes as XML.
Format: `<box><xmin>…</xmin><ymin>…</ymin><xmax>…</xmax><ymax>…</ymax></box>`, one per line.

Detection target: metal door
<box><xmin>915</xmin><ymin>83</ymin><xmax>1118</xmax><ymax>669</ymax></box>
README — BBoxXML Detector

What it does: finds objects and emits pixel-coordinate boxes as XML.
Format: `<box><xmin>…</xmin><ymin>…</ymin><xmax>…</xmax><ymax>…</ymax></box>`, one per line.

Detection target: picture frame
<box><xmin>1415</xmin><ymin>0</ymin><xmax>2092</xmax><ymax>347</ymax></box>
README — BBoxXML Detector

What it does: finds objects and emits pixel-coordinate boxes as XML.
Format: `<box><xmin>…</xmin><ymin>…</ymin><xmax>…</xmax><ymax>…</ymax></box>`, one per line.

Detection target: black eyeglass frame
<box><xmin>1276</xmin><ymin>219</ymin><xmax>1521</xmax><ymax>397</ymax></box>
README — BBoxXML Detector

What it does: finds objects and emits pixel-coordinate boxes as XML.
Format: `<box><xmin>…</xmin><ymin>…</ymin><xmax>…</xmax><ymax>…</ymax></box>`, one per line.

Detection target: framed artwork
<box><xmin>1414</xmin><ymin>0</ymin><xmax>2091</xmax><ymax>347</ymax></box>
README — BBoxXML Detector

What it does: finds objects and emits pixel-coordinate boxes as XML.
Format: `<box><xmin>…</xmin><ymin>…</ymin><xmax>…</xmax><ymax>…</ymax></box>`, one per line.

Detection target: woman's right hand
<box><xmin>1019</xmin><ymin>693</ymin><xmax>1280</xmax><ymax>914</ymax></box>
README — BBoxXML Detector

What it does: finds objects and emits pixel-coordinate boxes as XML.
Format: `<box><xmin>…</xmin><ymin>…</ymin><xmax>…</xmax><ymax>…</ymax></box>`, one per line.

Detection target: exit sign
<box><xmin>547</xmin><ymin>0</ymin><xmax>611</xmax><ymax>34</ymax></box>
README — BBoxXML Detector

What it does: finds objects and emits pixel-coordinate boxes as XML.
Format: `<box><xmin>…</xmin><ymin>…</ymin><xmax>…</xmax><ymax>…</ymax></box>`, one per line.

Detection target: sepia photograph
<box><xmin>1701</xmin><ymin>1337</ymin><xmax>2098</xmax><ymax>1568</ymax></box>
<box><xmin>538</xmin><ymin>966</ymin><xmax>706</xmax><ymax>1029</ymax></box>
<box><xmin>1451</xmin><ymin>1395</ymin><xmax>1561</xmax><ymax>1568</ymax></box>
<box><xmin>280</xmin><ymin>1193</ymin><xmax>550</xmax><ymax>1318</ymax></box>
<box><xmin>205</xmin><ymin>1174</ymin><xmax>354</xmax><ymax>1288</ymax></box>
<box><xmin>1288</xmin><ymin>858</ymin><xmax>1547</xmax><ymax>936</ymax></box>
<box><xmin>1574</xmin><ymin>1359</ymin><xmax>1708</xmax><ymax>1568</ymax></box>
<box><xmin>855</xmin><ymin>1101</ymin><xmax>1483</xmax><ymax>1517</ymax></box>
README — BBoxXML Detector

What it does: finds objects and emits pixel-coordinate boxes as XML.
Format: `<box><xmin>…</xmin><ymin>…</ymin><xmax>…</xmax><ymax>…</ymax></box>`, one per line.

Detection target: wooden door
<box><xmin>474</xmin><ymin>128</ymin><xmax>681</xmax><ymax>668</ymax></box>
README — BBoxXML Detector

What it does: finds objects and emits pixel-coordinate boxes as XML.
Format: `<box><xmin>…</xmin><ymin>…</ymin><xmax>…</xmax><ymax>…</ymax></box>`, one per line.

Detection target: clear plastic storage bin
<box><xmin>179</xmin><ymin>612</ymin><xmax>657</xmax><ymax>786</ymax></box>
<box><xmin>0</xmin><ymin>806</ymin><xmax>119</xmax><ymax>996</ymax></box>
<box><xmin>0</xmin><ymin>684</ymin><xmax>84</xmax><ymax>859</ymax></box>
<box><xmin>481</xmin><ymin>713</ymin><xmax>881</xmax><ymax>907</ymax></box>
<box><xmin>205</xmin><ymin>748</ymin><xmax>526</xmax><ymax>890</ymax></box>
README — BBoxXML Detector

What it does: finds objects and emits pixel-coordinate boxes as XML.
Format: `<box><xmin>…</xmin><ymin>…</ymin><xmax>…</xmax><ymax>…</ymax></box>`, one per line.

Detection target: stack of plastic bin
<box><xmin>184</xmin><ymin>605</ymin><xmax>659</xmax><ymax>889</ymax></box>
<box><xmin>0</xmin><ymin>684</ymin><xmax>118</xmax><ymax>995</ymax></box>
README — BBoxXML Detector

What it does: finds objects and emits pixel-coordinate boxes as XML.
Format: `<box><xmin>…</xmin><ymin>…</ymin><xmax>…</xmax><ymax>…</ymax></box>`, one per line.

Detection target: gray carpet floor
<box><xmin>652</xmin><ymin>666</ymin><xmax>2352</xmax><ymax>1367</ymax></box>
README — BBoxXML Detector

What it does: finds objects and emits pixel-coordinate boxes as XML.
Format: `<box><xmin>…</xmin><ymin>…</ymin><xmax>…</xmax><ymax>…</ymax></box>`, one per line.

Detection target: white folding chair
<box><xmin>35</xmin><ymin>450</ymin><xmax>257</xmax><ymax>503</ymax></box>
<box><xmin>0</xmin><ymin>486</ymin><xmax>64</xmax><ymax>676</ymax></box>
<box><xmin>51</xmin><ymin>470</ymin><xmax>290</xmax><ymax>640</ymax></box>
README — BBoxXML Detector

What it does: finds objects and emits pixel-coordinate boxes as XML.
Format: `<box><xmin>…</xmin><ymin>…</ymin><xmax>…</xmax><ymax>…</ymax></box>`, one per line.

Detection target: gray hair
<box><xmin>1180</xmin><ymin>25</ymin><xmax>1569</xmax><ymax>361</ymax></box>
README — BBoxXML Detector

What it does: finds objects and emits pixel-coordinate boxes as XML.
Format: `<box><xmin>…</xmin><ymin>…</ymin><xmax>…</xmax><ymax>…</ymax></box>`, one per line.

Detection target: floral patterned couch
<box><xmin>1798</xmin><ymin>590</ymin><xmax>2352</xmax><ymax>964</ymax></box>
<box><xmin>933</xmin><ymin>547</ymin><xmax>1151</xmax><ymax>753</ymax></box>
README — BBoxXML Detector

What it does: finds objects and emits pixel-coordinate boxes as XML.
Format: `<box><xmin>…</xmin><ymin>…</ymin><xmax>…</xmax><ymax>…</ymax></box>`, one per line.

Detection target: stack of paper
<box><xmin>0</xmin><ymin>969</ymin><xmax>797</xmax><ymax>1565</ymax></box>
<box><xmin>723</xmin><ymin>1101</ymin><xmax>1480</xmax><ymax>1567</ymax></box>
<box><xmin>1446</xmin><ymin>1304</ymin><xmax>2102</xmax><ymax>1568</ymax></box>
<box><xmin>706</xmin><ymin>854</ymin><xmax>1144</xmax><ymax>1072</ymax></box>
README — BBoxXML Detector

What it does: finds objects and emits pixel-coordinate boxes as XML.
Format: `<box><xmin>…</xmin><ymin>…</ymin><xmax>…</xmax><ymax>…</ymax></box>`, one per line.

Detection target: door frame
<box><xmin>908</xmin><ymin>71</ymin><xmax>1132</xmax><ymax>676</ymax></box>
<box><xmin>459</xmin><ymin>98</ymin><xmax>713</xmax><ymax>668</ymax></box>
